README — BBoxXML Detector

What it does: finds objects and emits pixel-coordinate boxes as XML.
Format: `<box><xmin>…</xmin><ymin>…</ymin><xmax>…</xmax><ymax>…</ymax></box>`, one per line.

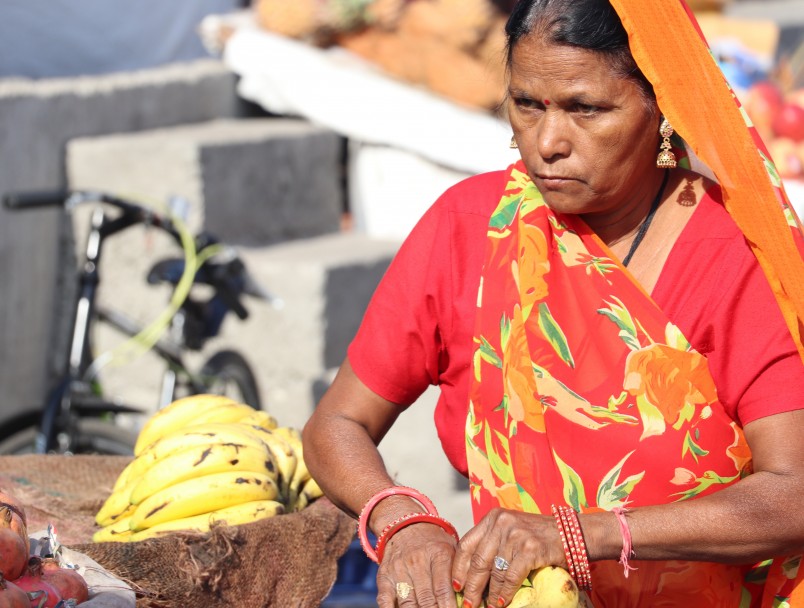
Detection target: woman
<box><xmin>303</xmin><ymin>0</ymin><xmax>804</xmax><ymax>606</ymax></box>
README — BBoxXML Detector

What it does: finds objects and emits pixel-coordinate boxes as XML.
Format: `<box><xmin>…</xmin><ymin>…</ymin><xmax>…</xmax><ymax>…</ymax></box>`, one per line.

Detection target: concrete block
<box><xmin>67</xmin><ymin>118</ymin><xmax>345</xmax><ymax>246</ymax></box>
<box><xmin>0</xmin><ymin>60</ymin><xmax>239</xmax><ymax>428</ymax></box>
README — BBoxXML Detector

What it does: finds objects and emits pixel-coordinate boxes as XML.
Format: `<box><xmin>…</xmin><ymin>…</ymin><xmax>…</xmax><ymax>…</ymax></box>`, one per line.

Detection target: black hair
<box><xmin>505</xmin><ymin>0</ymin><xmax>655</xmax><ymax>104</ymax></box>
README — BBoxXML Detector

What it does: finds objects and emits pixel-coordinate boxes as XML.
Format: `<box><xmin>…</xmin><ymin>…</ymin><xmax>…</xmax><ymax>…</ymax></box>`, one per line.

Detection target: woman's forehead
<box><xmin>509</xmin><ymin>38</ymin><xmax>628</xmax><ymax>93</ymax></box>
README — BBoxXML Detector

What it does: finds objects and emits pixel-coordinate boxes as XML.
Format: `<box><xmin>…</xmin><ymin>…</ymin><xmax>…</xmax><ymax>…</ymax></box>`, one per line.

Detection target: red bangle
<box><xmin>357</xmin><ymin>487</ymin><xmax>439</xmax><ymax>563</ymax></box>
<box><xmin>552</xmin><ymin>505</ymin><xmax>592</xmax><ymax>592</ymax></box>
<box><xmin>375</xmin><ymin>512</ymin><xmax>459</xmax><ymax>563</ymax></box>
<box><xmin>551</xmin><ymin>505</ymin><xmax>578</xmax><ymax>581</ymax></box>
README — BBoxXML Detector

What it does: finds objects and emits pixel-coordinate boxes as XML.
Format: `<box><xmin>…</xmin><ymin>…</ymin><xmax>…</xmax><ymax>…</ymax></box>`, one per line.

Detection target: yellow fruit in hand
<box><xmin>525</xmin><ymin>566</ymin><xmax>579</xmax><ymax>608</ymax></box>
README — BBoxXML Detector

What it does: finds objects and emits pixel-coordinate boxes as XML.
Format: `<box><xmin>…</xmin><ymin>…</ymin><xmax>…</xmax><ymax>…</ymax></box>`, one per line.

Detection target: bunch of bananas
<box><xmin>93</xmin><ymin>395</ymin><xmax>323</xmax><ymax>543</ymax></box>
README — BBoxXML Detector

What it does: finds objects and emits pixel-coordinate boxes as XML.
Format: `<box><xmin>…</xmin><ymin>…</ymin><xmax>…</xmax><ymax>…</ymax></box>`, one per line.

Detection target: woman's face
<box><xmin>508</xmin><ymin>33</ymin><xmax>661</xmax><ymax>218</ymax></box>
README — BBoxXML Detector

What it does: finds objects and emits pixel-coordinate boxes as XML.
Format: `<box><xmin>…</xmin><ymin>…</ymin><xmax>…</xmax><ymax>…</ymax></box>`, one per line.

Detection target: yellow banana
<box><xmin>129</xmin><ymin>499</ymin><xmax>285</xmax><ymax>541</ymax></box>
<box><xmin>235</xmin><ymin>410</ymin><xmax>278</xmax><ymax>430</ymax></box>
<box><xmin>111</xmin><ymin>458</ymin><xmax>138</xmax><ymax>492</ymax></box>
<box><xmin>93</xmin><ymin>515</ymin><xmax>135</xmax><ymax>543</ymax></box>
<box><xmin>129</xmin><ymin>471</ymin><xmax>279</xmax><ymax>531</ymax></box>
<box><xmin>129</xmin><ymin>442</ymin><xmax>278</xmax><ymax>506</ymax></box>
<box><xmin>271</xmin><ymin>426</ymin><xmax>302</xmax><ymax>445</ymax></box>
<box><xmin>126</xmin><ymin>422</ymin><xmax>276</xmax><ymax>480</ymax></box>
<box><xmin>300</xmin><ymin>477</ymin><xmax>323</xmax><ymax>502</ymax></box>
<box><xmin>95</xmin><ymin>487</ymin><xmax>137</xmax><ymax>527</ymax></box>
<box><xmin>190</xmin><ymin>402</ymin><xmax>258</xmax><ymax>426</ymax></box>
<box><xmin>272</xmin><ymin>427</ymin><xmax>310</xmax><ymax>506</ymax></box>
<box><xmin>248</xmin><ymin>429</ymin><xmax>298</xmax><ymax>503</ymax></box>
<box><xmin>134</xmin><ymin>394</ymin><xmax>241</xmax><ymax>455</ymax></box>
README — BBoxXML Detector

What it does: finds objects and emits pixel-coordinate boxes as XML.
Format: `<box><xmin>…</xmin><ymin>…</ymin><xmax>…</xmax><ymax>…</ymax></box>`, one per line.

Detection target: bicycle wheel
<box><xmin>197</xmin><ymin>350</ymin><xmax>262</xmax><ymax>410</ymax></box>
<box><xmin>0</xmin><ymin>418</ymin><xmax>136</xmax><ymax>455</ymax></box>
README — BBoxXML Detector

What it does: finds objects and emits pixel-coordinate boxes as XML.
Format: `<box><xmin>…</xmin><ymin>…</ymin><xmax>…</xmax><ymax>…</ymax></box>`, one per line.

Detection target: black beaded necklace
<box><xmin>621</xmin><ymin>169</ymin><xmax>670</xmax><ymax>267</ymax></box>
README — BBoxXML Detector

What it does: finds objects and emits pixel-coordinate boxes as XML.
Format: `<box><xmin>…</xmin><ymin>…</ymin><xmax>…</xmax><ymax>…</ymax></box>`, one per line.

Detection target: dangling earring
<box><xmin>510</xmin><ymin>135</ymin><xmax>518</xmax><ymax>149</ymax></box>
<box><xmin>656</xmin><ymin>117</ymin><xmax>677</xmax><ymax>169</ymax></box>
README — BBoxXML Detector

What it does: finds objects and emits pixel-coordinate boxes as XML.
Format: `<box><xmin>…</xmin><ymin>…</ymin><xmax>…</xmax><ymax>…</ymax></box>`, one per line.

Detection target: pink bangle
<box><xmin>357</xmin><ymin>487</ymin><xmax>439</xmax><ymax>563</ymax></box>
<box><xmin>612</xmin><ymin>507</ymin><xmax>637</xmax><ymax>578</ymax></box>
<box><xmin>375</xmin><ymin>512</ymin><xmax>459</xmax><ymax>563</ymax></box>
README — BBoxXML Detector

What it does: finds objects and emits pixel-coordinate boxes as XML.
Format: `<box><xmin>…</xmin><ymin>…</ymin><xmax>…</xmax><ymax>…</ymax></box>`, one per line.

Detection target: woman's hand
<box><xmin>452</xmin><ymin>508</ymin><xmax>566</xmax><ymax>608</ymax></box>
<box><xmin>377</xmin><ymin>523</ymin><xmax>459</xmax><ymax>608</ymax></box>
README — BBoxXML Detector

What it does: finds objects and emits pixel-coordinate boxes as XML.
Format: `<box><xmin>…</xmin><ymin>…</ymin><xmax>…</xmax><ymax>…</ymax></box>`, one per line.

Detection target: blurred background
<box><xmin>0</xmin><ymin>0</ymin><xmax>802</xmax><ymax>544</ymax></box>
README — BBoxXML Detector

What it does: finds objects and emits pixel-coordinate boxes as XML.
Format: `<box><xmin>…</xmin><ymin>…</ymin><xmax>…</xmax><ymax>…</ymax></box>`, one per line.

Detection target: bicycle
<box><xmin>0</xmin><ymin>189</ymin><xmax>279</xmax><ymax>455</ymax></box>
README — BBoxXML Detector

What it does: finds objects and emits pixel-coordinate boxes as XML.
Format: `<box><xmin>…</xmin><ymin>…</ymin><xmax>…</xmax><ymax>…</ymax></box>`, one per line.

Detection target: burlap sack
<box><xmin>0</xmin><ymin>455</ymin><xmax>356</xmax><ymax>608</ymax></box>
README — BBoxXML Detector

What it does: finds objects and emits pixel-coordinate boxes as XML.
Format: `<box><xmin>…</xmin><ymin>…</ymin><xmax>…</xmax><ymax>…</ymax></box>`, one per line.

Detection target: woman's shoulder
<box><xmin>434</xmin><ymin>170</ymin><xmax>510</xmax><ymax>217</ymax></box>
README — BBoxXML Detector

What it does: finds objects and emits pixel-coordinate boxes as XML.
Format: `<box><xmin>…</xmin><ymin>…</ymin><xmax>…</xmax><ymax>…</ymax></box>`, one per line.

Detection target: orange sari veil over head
<box><xmin>465</xmin><ymin>1</ymin><xmax>804</xmax><ymax>606</ymax></box>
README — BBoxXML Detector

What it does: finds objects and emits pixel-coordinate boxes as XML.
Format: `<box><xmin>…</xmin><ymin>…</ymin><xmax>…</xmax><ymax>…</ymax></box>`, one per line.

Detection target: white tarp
<box><xmin>223</xmin><ymin>26</ymin><xmax>520</xmax><ymax>176</ymax></box>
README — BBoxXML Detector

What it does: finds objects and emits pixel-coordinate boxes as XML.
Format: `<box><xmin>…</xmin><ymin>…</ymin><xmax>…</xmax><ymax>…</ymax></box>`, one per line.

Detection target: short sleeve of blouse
<box><xmin>347</xmin><ymin>190</ymin><xmax>455</xmax><ymax>406</ymax></box>
<box><xmin>347</xmin><ymin>171</ymin><xmax>506</xmax><ymax>408</ymax></box>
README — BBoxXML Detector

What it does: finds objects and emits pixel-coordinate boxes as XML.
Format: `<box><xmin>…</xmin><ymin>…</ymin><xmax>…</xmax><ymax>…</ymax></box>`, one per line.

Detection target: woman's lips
<box><xmin>536</xmin><ymin>175</ymin><xmax>574</xmax><ymax>189</ymax></box>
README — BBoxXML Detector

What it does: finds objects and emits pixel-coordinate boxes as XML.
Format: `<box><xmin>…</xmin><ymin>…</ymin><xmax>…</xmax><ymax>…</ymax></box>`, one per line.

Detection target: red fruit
<box><xmin>0</xmin><ymin>507</ymin><xmax>29</xmax><ymax>559</ymax></box>
<box><xmin>745</xmin><ymin>80</ymin><xmax>784</xmax><ymax>141</ymax></box>
<box><xmin>12</xmin><ymin>560</ymin><xmax>62</xmax><ymax>608</ymax></box>
<box><xmin>772</xmin><ymin>102</ymin><xmax>804</xmax><ymax>142</ymax></box>
<box><xmin>38</xmin><ymin>560</ymin><xmax>88</xmax><ymax>604</ymax></box>
<box><xmin>0</xmin><ymin>528</ymin><xmax>27</xmax><ymax>582</ymax></box>
<box><xmin>0</xmin><ymin>575</ymin><xmax>29</xmax><ymax>608</ymax></box>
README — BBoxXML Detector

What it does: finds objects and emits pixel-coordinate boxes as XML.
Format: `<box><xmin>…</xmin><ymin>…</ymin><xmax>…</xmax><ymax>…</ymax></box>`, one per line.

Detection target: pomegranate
<box><xmin>0</xmin><ymin>507</ymin><xmax>28</xmax><ymax>558</ymax></box>
<box><xmin>0</xmin><ymin>526</ymin><xmax>27</xmax><ymax>582</ymax></box>
<box><xmin>0</xmin><ymin>493</ymin><xmax>27</xmax><ymax>526</ymax></box>
<box><xmin>772</xmin><ymin>102</ymin><xmax>804</xmax><ymax>142</ymax></box>
<box><xmin>12</xmin><ymin>560</ymin><xmax>61</xmax><ymax>608</ymax></box>
<box><xmin>745</xmin><ymin>80</ymin><xmax>784</xmax><ymax>142</ymax></box>
<box><xmin>38</xmin><ymin>560</ymin><xmax>88</xmax><ymax>604</ymax></box>
<box><xmin>0</xmin><ymin>574</ymin><xmax>29</xmax><ymax>608</ymax></box>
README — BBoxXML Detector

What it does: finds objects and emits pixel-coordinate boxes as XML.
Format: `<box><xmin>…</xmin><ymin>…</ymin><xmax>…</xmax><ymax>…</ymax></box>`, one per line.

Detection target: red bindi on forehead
<box><xmin>544</xmin><ymin>99</ymin><xmax>551</xmax><ymax>105</ymax></box>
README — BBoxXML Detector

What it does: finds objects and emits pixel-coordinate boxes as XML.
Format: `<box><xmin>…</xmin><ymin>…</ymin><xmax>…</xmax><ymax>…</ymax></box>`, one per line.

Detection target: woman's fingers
<box><xmin>486</xmin><ymin>553</ymin><xmax>532</xmax><ymax>608</ymax></box>
<box><xmin>453</xmin><ymin>509</ymin><xmax>564</xmax><ymax>607</ymax></box>
<box><xmin>377</xmin><ymin>523</ymin><xmax>459</xmax><ymax>607</ymax></box>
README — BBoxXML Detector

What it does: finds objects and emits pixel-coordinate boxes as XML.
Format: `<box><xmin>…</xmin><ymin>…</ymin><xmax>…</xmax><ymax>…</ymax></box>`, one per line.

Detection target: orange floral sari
<box><xmin>466</xmin><ymin>1</ymin><xmax>804</xmax><ymax>606</ymax></box>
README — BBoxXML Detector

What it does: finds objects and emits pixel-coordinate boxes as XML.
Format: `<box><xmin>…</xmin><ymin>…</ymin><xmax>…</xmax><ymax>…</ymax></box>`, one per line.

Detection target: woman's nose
<box><xmin>535</xmin><ymin>112</ymin><xmax>571</xmax><ymax>160</ymax></box>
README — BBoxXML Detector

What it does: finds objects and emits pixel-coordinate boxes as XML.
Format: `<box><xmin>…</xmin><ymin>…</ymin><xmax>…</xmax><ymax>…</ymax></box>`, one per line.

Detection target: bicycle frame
<box><xmin>3</xmin><ymin>189</ymin><xmax>269</xmax><ymax>454</ymax></box>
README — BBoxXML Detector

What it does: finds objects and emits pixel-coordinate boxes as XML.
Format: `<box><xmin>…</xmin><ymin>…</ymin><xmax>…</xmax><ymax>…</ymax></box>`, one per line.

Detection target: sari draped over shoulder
<box><xmin>466</xmin><ymin>2</ymin><xmax>804</xmax><ymax>606</ymax></box>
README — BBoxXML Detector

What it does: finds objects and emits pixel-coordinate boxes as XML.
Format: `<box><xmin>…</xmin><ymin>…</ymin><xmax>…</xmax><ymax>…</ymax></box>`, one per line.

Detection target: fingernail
<box><xmin>497</xmin><ymin>597</ymin><xmax>506</xmax><ymax>607</ymax></box>
<box><xmin>463</xmin><ymin>600</ymin><xmax>473</xmax><ymax>608</ymax></box>
<box><xmin>452</xmin><ymin>580</ymin><xmax>462</xmax><ymax>592</ymax></box>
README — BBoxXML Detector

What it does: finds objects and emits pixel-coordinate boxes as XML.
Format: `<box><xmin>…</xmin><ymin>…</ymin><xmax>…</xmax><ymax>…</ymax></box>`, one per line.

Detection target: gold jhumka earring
<box><xmin>510</xmin><ymin>136</ymin><xmax>519</xmax><ymax>149</ymax></box>
<box><xmin>656</xmin><ymin>118</ymin><xmax>677</xmax><ymax>169</ymax></box>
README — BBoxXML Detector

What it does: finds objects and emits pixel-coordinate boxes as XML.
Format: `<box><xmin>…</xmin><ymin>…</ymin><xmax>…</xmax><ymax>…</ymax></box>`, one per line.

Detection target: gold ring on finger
<box><xmin>396</xmin><ymin>582</ymin><xmax>414</xmax><ymax>600</ymax></box>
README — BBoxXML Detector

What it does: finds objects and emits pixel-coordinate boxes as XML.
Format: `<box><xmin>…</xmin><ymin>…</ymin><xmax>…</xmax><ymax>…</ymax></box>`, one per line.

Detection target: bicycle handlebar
<box><xmin>3</xmin><ymin>190</ymin><xmax>70</xmax><ymax>209</ymax></box>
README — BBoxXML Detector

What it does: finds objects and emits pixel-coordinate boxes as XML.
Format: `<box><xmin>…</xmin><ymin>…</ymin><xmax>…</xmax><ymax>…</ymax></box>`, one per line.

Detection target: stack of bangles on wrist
<box><xmin>358</xmin><ymin>486</ymin><xmax>460</xmax><ymax>564</ymax></box>
<box><xmin>551</xmin><ymin>504</ymin><xmax>593</xmax><ymax>591</ymax></box>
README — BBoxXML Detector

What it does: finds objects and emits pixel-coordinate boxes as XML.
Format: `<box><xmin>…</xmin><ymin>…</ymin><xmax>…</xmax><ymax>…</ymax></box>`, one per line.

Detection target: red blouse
<box><xmin>348</xmin><ymin>171</ymin><xmax>804</xmax><ymax>476</ymax></box>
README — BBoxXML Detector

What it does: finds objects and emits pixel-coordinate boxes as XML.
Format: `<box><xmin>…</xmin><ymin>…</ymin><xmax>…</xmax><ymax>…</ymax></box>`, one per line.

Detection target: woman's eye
<box><xmin>514</xmin><ymin>97</ymin><xmax>542</xmax><ymax>110</ymax></box>
<box><xmin>574</xmin><ymin>103</ymin><xmax>600</xmax><ymax>115</ymax></box>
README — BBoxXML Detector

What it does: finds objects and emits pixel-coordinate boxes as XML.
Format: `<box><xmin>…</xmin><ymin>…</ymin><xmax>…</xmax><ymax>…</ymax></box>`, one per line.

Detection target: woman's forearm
<box><xmin>582</xmin><ymin>410</ymin><xmax>804</xmax><ymax>564</ymax></box>
<box><xmin>582</xmin><ymin>468</ymin><xmax>804</xmax><ymax>565</ymax></box>
<box><xmin>302</xmin><ymin>359</ymin><xmax>437</xmax><ymax>535</ymax></box>
<box><xmin>303</xmin><ymin>408</ymin><xmax>394</xmax><ymax>519</ymax></box>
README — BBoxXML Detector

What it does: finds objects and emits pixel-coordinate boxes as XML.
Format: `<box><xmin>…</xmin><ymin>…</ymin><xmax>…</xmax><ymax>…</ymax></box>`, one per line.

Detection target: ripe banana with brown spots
<box><xmin>129</xmin><ymin>471</ymin><xmax>278</xmax><ymax>531</ymax></box>
<box><xmin>128</xmin><ymin>442</ymin><xmax>279</xmax><ymax>506</ymax></box>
